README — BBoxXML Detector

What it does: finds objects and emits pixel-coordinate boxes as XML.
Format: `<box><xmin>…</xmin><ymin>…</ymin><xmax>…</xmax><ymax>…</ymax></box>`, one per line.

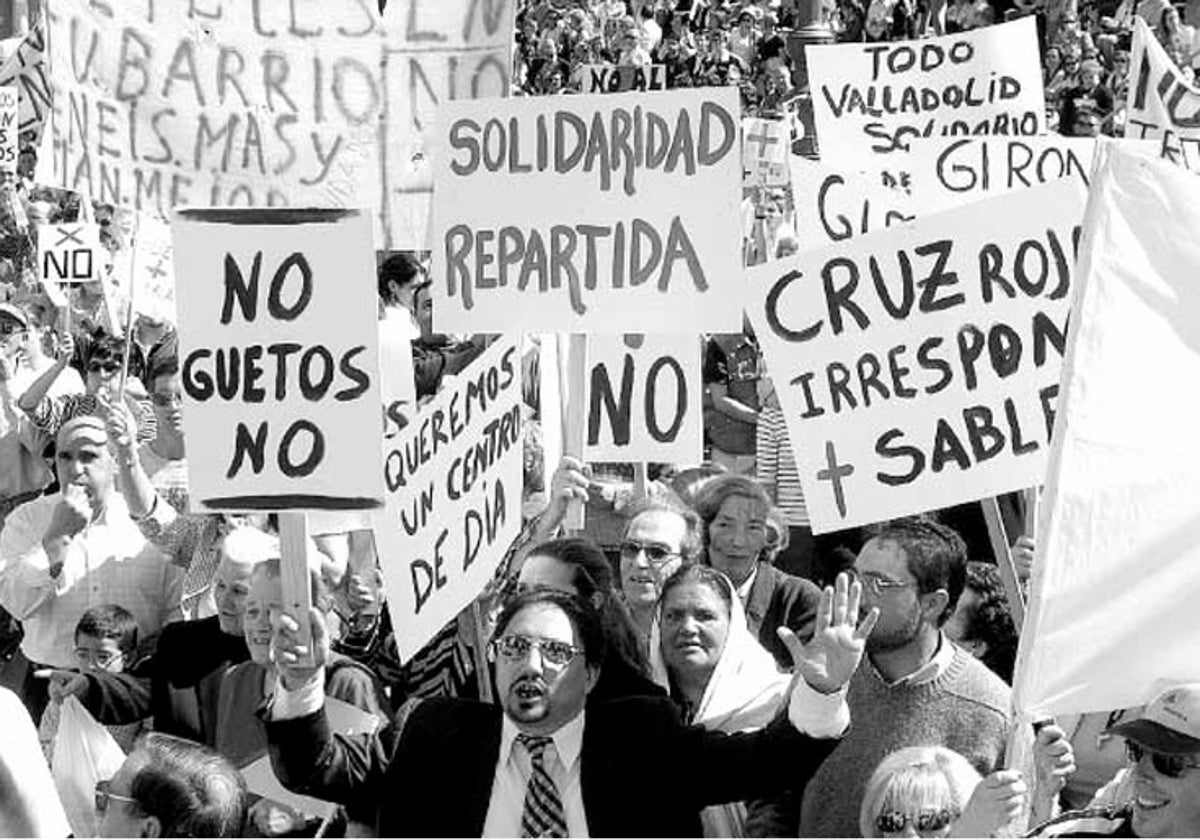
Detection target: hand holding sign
<box><xmin>271</xmin><ymin>607</ymin><xmax>329</xmax><ymax>693</ymax></box>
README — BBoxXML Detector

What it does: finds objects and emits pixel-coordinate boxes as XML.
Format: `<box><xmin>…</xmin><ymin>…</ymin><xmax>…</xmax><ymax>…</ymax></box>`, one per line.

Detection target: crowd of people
<box><xmin>0</xmin><ymin>0</ymin><xmax>1196</xmax><ymax>837</ymax></box>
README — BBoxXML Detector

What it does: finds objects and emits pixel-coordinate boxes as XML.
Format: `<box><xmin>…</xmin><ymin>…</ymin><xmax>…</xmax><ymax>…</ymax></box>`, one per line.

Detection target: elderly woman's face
<box><xmin>660</xmin><ymin>580</ymin><xmax>730</xmax><ymax>679</ymax></box>
<box><xmin>707</xmin><ymin>495</ymin><xmax>770</xmax><ymax>578</ymax></box>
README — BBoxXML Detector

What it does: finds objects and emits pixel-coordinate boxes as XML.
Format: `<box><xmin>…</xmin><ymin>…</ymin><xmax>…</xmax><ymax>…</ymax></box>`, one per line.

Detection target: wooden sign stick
<box><xmin>633</xmin><ymin>462</ymin><xmax>650</xmax><ymax>502</ymax></box>
<box><xmin>981</xmin><ymin>497</ymin><xmax>1025</xmax><ymax>632</ymax></box>
<box><xmin>279</xmin><ymin>512</ymin><xmax>315</xmax><ymax>668</ymax></box>
<box><xmin>561</xmin><ymin>333</ymin><xmax>587</xmax><ymax>533</ymax></box>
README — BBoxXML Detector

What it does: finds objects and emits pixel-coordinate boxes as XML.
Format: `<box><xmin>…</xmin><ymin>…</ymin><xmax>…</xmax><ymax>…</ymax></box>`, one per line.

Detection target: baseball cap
<box><xmin>0</xmin><ymin>303</ymin><xmax>29</xmax><ymax>329</ymax></box>
<box><xmin>1107</xmin><ymin>684</ymin><xmax>1200</xmax><ymax>755</ymax></box>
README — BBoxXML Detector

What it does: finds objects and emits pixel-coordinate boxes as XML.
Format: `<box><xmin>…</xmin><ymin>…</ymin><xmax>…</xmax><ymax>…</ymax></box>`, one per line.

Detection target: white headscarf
<box><xmin>649</xmin><ymin>571</ymin><xmax>792</xmax><ymax>837</ymax></box>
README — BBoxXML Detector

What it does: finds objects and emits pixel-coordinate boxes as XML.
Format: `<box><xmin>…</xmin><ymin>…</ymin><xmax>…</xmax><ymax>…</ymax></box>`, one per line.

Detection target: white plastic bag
<box><xmin>51</xmin><ymin>695</ymin><xmax>126</xmax><ymax>838</ymax></box>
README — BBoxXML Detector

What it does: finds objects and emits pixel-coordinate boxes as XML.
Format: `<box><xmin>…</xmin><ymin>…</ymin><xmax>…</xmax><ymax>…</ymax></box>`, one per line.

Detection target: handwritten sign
<box><xmin>1014</xmin><ymin>145</ymin><xmax>1200</xmax><ymax>718</ymax></box>
<box><xmin>746</xmin><ymin>180</ymin><xmax>1086</xmax><ymax>533</ymax></box>
<box><xmin>171</xmin><ymin>209</ymin><xmax>384</xmax><ymax>512</ymax></box>
<box><xmin>374</xmin><ymin>336</ymin><xmax>523</xmax><ymax>662</ymax></box>
<box><xmin>0</xmin><ymin>24</ymin><xmax>50</xmax><ymax>138</ymax></box>
<box><xmin>430</xmin><ymin>88</ymin><xmax>744</xmax><ymax>333</ymax></box>
<box><xmin>744</xmin><ymin>117</ymin><xmax>790</xmax><ymax>188</ymax></box>
<box><xmin>583</xmin><ymin>64</ymin><xmax>666</xmax><ymax>93</ymax></box>
<box><xmin>791</xmin><ymin>155</ymin><xmax>913</xmax><ymax>247</ymax></box>
<box><xmin>39</xmin><ymin>1</ymin><xmax>514</xmax><ymax>248</ymax></box>
<box><xmin>807</xmin><ymin>18</ymin><xmax>1044</xmax><ymax>178</ymax></box>
<box><xmin>0</xmin><ymin>85</ymin><xmax>16</xmax><ymax>173</ymax></box>
<box><xmin>38</xmin><ymin>223</ymin><xmax>101</xmax><ymax>286</ymax></box>
<box><xmin>1127</xmin><ymin>18</ymin><xmax>1200</xmax><ymax>171</ymax></box>
<box><xmin>585</xmin><ymin>333</ymin><xmax>703</xmax><ymax>463</ymax></box>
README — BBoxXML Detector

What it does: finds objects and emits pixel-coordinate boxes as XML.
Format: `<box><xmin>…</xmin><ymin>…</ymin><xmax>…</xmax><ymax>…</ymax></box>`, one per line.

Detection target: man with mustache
<box><xmin>266</xmin><ymin>578</ymin><xmax>877</xmax><ymax>836</ymax></box>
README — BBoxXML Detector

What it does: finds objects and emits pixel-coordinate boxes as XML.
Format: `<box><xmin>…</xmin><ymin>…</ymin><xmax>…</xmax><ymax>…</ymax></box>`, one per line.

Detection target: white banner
<box><xmin>429</xmin><ymin>88</ymin><xmax>745</xmax><ymax>334</ymax></box>
<box><xmin>40</xmin><ymin>1</ymin><xmax>513</xmax><ymax>248</ymax></box>
<box><xmin>0</xmin><ymin>25</ymin><xmax>49</xmax><ymax>138</ymax></box>
<box><xmin>38</xmin><ymin>223</ymin><xmax>101</xmax><ymax>286</ymax></box>
<box><xmin>1127</xmin><ymin>17</ymin><xmax>1200</xmax><ymax>171</ymax></box>
<box><xmin>791</xmin><ymin>155</ymin><xmax>913</xmax><ymax>247</ymax></box>
<box><xmin>1014</xmin><ymin>145</ymin><xmax>1200</xmax><ymax>718</ymax></box>
<box><xmin>747</xmin><ymin>180</ymin><xmax>1085</xmax><ymax>533</ymax></box>
<box><xmin>172</xmin><ymin>208</ymin><xmax>384</xmax><ymax>512</ymax></box>
<box><xmin>582</xmin><ymin>64</ymin><xmax>666</xmax><ymax>93</ymax></box>
<box><xmin>584</xmin><ymin>333</ymin><xmax>703</xmax><ymax>463</ymax></box>
<box><xmin>374</xmin><ymin>336</ymin><xmax>523</xmax><ymax>662</ymax></box>
<box><xmin>807</xmin><ymin>18</ymin><xmax>1045</xmax><ymax>182</ymax></box>
<box><xmin>744</xmin><ymin>117</ymin><xmax>790</xmax><ymax>188</ymax></box>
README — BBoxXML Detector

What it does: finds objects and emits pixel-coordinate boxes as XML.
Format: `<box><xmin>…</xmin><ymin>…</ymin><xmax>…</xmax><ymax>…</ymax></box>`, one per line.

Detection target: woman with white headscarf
<box><xmin>650</xmin><ymin>564</ymin><xmax>792</xmax><ymax>837</ymax></box>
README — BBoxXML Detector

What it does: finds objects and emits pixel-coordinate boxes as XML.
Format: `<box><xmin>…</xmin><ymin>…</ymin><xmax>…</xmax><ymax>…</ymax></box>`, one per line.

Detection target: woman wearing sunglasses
<box><xmin>860</xmin><ymin>746</ymin><xmax>1027</xmax><ymax>838</ymax></box>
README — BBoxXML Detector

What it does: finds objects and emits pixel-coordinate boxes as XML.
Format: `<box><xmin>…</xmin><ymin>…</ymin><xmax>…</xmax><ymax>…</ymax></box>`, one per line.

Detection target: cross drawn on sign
<box><xmin>53</xmin><ymin>226</ymin><xmax>85</xmax><ymax>247</ymax></box>
<box><xmin>816</xmin><ymin>440</ymin><xmax>855</xmax><ymax>519</ymax></box>
<box><xmin>745</xmin><ymin>125</ymin><xmax>781</xmax><ymax>159</ymax></box>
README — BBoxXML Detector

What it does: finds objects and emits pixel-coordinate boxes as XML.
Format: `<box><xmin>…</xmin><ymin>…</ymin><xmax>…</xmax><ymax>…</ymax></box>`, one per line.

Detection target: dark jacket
<box><xmin>744</xmin><ymin>562</ymin><xmax>823</xmax><ymax>670</ymax></box>
<box><xmin>82</xmin><ymin>616</ymin><xmax>249</xmax><ymax>744</ymax></box>
<box><xmin>266</xmin><ymin>694</ymin><xmax>840</xmax><ymax>838</ymax></box>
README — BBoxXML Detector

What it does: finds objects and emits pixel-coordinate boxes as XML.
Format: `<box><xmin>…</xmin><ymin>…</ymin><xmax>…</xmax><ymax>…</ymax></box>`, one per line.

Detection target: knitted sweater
<box><xmin>800</xmin><ymin>645</ymin><xmax>1012</xmax><ymax>837</ymax></box>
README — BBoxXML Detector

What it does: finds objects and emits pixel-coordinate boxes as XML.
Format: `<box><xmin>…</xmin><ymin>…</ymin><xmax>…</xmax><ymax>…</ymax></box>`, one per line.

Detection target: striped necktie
<box><xmin>517</xmin><ymin>734</ymin><xmax>568</xmax><ymax>838</ymax></box>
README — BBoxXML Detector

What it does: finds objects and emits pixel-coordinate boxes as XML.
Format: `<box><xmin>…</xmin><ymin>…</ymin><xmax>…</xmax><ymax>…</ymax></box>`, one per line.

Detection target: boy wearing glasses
<box><xmin>38</xmin><ymin>603</ymin><xmax>146</xmax><ymax>757</ymax></box>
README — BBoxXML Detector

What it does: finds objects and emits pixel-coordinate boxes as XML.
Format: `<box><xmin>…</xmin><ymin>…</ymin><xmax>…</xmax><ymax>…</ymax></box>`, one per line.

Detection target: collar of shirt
<box><xmin>499</xmin><ymin>709</ymin><xmax>586</xmax><ymax>775</ymax></box>
<box><xmin>735</xmin><ymin>565</ymin><xmax>759</xmax><ymax>603</ymax></box>
<box><xmin>874</xmin><ymin>632</ymin><xmax>955</xmax><ymax>688</ymax></box>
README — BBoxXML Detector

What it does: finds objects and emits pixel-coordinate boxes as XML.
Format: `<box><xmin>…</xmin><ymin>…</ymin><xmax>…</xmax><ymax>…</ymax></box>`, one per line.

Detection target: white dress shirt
<box><xmin>0</xmin><ymin>493</ymin><xmax>182</xmax><ymax>667</ymax></box>
<box><xmin>482</xmin><ymin>711</ymin><xmax>589</xmax><ymax>838</ymax></box>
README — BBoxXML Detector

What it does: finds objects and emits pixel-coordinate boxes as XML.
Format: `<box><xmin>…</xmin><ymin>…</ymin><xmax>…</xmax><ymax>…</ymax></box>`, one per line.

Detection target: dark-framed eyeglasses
<box><xmin>619</xmin><ymin>540</ymin><xmax>680</xmax><ymax>567</ymax></box>
<box><xmin>1126</xmin><ymin>739</ymin><xmax>1200</xmax><ymax>779</ymax></box>
<box><xmin>95</xmin><ymin>779</ymin><xmax>139</xmax><ymax>815</ymax></box>
<box><xmin>874</xmin><ymin>807</ymin><xmax>959</xmax><ymax>834</ymax></box>
<box><xmin>490</xmin><ymin>634</ymin><xmax>582</xmax><ymax>669</ymax></box>
<box><xmin>74</xmin><ymin>648</ymin><xmax>122</xmax><ymax>670</ymax></box>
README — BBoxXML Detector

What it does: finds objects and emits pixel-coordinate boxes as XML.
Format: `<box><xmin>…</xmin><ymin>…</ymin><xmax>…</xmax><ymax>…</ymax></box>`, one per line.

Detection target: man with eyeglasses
<box><xmin>799</xmin><ymin>517</ymin><xmax>1013</xmax><ymax>837</ymax></box>
<box><xmin>95</xmin><ymin>732</ymin><xmax>247</xmax><ymax>838</ymax></box>
<box><xmin>0</xmin><ymin>415</ymin><xmax>182</xmax><ymax>720</ymax></box>
<box><xmin>1031</xmin><ymin>684</ymin><xmax>1200</xmax><ymax>838</ymax></box>
<box><xmin>265</xmin><ymin>581</ymin><xmax>878</xmax><ymax>836</ymax></box>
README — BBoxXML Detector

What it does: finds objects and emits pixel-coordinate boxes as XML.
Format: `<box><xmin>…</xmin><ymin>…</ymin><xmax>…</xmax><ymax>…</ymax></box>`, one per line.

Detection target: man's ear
<box><xmin>920</xmin><ymin>589</ymin><xmax>950</xmax><ymax>627</ymax></box>
<box><xmin>961</xmin><ymin>637</ymin><xmax>989</xmax><ymax>659</ymax></box>
<box><xmin>584</xmin><ymin>663</ymin><xmax>601</xmax><ymax>696</ymax></box>
<box><xmin>140</xmin><ymin>815</ymin><xmax>163</xmax><ymax>838</ymax></box>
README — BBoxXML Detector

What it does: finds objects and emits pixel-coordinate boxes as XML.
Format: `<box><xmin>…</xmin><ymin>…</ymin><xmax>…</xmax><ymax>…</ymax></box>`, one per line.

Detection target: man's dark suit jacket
<box><xmin>744</xmin><ymin>562</ymin><xmax>823</xmax><ymax>670</ymax></box>
<box><xmin>267</xmin><ymin>694</ymin><xmax>841</xmax><ymax>837</ymax></box>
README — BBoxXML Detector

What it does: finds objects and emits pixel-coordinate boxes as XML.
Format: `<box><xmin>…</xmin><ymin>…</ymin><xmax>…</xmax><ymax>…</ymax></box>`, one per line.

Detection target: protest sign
<box><xmin>128</xmin><ymin>214</ymin><xmax>177</xmax><ymax>324</ymax></box>
<box><xmin>584</xmin><ymin>333</ymin><xmax>703</xmax><ymax>463</ymax></box>
<box><xmin>430</xmin><ymin>87</ymin><xmax>744</xmax><ymax>333</ymax></box>
<box><xmin>38</xmin><ymin>223</ymin><xmax>101</xmax><ymax>286</ymax></box>
<box><xmin>39</xmin><ymin>1</ymin><xmax>513</xmax><ymax>248</ymax></box>
<box><xmin>583</xmin><ymin>64</ymin><xmax>666</xmax><ymax>93</ymax></box>
<box><xmin>905</xmin><ymin>136</ymin><xmax>1100</xmax><ymax>215</ymax></box>
<box><xmin>171</xmin><ymin>208</ymin><xmax>384</xmax><ymax>512</ymax></box>
<box><xmin>0</xmin><ymin>24</ymin><xmax>49</xmax><ymax>138</ymax></box>
<box><xmin>746</xmin><ymin>180</ymin><xmax>1085</xmax><ymax>534</ymax></box>
<box><xmin>1127</xmin><ymin>18</ymin><xmax>1200</xmax><ymax>171</ymax></box>
<box><xmin>743</xmin><ymin>117</ymin><xmax>790</xmax><ymax>188</ymax></box>
<box><xmin>806</xmin><ymin>18</ymin><xmax>1044</xmax><ymax>181</ymax></box>
<box><xmin>1013</xmin><ymin>146</ymin><xmax>1200</xmax><ymax>718</ymax></box>
<box><xmin>791</xmin><ymin>155</ymin><xmax>913</xmax><ymax>247</ymax></box>
<box><xmin>0</xmin><ymin>85</ymin><xmax>16</xmax><ymax>173</ymax></box>
<box><xmin>374</xmin><ymin>336</ymin><xmax>523</xmax><ymax>662</ymax></box>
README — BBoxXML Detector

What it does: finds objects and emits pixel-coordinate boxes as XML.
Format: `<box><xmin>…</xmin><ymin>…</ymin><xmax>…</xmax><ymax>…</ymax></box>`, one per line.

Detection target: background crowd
<box><xmin>0</xmin><ymin>0</ymin><xmax>1196</xmax><ymax>837</ymax></box>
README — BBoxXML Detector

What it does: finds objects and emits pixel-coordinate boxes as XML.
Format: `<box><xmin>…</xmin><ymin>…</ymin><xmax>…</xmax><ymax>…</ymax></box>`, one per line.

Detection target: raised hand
<box><xmin>1033</xmin><ymin>723</ymin><xmax>1076</xmax><ymax>797</ymax></box>
<box><xmin>271</xmin><ymin>607</ymin><xmax>330</xmax><ymax>692</ymax></box>
<box><xmin>951</xmin><ymin>770</ymin><xmax>1027</xmax><ymax>838</ymax></box>
<box><xmin>778</xmin><ymin>573</ymin><xmax>878</xmax><ymax>695</ymax></box>
<box><xmin>549</xmin><ymin>456</ymin><xmax>591</xmax><ymax>511</ymax></box>
<box><xmin>44</xmin><ymin>484</ymin><xmax>92</xmax><ymax>543</ymax></box>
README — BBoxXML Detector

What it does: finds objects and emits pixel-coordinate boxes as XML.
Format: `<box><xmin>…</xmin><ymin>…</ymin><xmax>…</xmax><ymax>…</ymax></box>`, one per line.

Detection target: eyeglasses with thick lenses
<box><xmin>490</xmin><ymin>634</ymin><xmax>582</xmax><ymax>668</ymax></box>
<box><xmin>1127</xmin><ymin>740</ymin><xmax>1200</xmax><ymax>778</ymax></box>
<box><xmin>875</xmin><ymin>808</ymin><xmax>958</xmax><ymax>835</ymax></box>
